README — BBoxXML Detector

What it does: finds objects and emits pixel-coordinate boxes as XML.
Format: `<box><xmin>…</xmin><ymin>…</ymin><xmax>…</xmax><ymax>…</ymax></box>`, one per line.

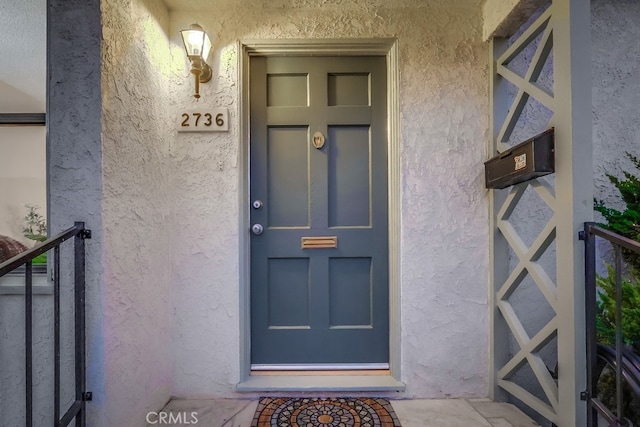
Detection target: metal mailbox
<box><xmin>484</xmin><ymin>128</ymin><xmax>555</xmax><ymax>189</ymax></box>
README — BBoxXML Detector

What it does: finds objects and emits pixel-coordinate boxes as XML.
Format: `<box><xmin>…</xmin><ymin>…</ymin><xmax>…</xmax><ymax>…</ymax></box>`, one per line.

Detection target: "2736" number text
<box><xmin>181</xmin><ymin>112</ymin><xmax>224</xmax><ymax>127</ymax></box>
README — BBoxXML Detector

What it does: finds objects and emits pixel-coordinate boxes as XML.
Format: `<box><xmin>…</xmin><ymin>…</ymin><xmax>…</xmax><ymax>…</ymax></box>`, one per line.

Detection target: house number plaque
<box><xmin>178</xmin><ymin>108</ymin><xmax>229</xmax><ymax>132</ymax></box>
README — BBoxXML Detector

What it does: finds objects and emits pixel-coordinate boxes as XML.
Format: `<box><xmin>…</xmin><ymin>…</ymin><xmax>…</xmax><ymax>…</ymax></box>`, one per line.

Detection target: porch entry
<box><xmin>249</xmin><ymin>55</ymin><xmax>389</xmax><ymax>369</ymax></box>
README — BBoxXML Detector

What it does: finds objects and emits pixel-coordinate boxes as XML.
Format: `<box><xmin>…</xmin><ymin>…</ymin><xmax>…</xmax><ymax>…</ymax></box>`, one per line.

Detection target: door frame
<box><xmin>238</xmin><ymin>39</ymin><xmax>401</xmax><ymax>388</ymax></box>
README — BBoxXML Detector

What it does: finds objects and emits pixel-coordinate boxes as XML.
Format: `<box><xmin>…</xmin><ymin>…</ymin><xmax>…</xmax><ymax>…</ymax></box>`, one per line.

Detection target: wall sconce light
<box><xmin>180</xmin><ymin>23</ymin><xmax>212</xmax><ymax>100</ymax></box>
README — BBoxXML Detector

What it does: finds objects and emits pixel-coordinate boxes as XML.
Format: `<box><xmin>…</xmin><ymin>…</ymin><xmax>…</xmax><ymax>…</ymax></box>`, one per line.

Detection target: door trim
<box><xmin>238</xmin><ymin>39</ymin><xmax>402</xmax><ymax>390</ymax></box>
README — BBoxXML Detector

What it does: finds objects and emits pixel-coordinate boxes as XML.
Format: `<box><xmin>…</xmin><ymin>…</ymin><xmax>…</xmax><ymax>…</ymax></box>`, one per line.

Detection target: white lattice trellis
<box><xmin>490</xmin><ymin>1</ymin><xmax>593</xmax><ymax>425</ymax></box>
<box><xmin>490</xmin><ymin>5</ymin><xmax>560</xmax><ymax>425</ymax></box>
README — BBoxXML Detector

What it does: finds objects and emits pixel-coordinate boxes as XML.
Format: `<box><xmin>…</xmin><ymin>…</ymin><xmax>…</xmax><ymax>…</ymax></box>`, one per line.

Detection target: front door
<box><xmin>250</xmin><ymin>55</ymin><xmax>388</xmax><ymax>368</ymax></box>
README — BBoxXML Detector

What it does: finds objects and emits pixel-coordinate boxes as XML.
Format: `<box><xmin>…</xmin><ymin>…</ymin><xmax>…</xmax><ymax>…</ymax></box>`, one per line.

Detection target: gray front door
<box><xmin>250</xmin><ymin>55</ymin><xmax>388</xmax><ymax>368</ymax></box>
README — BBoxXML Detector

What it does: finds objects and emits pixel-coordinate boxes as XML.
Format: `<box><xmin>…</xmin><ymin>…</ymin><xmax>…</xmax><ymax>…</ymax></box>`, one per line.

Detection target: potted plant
<box><xmin>23</xmin><ymin>204</ymin><xmax>47</xmax><ymax>264</ymax></box>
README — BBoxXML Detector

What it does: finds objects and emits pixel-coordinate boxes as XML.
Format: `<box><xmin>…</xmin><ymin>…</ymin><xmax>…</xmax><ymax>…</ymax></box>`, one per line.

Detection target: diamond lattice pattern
<box><xmin>493</xmin><ymin>6</ymin><xmax>560</xmax><ymax>424</ymax></box>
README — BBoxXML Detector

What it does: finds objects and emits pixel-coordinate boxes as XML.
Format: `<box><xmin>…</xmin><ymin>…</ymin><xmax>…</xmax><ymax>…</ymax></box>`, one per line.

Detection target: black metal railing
<box><xmin>0</xmin><ymin>222</ymin><xmax>91</xmax><ymax>427</ymax></box>
<box><xmin>583</xmin><ymin>222</ymin><xmax>640</xmax><ymax>426</ymax></box>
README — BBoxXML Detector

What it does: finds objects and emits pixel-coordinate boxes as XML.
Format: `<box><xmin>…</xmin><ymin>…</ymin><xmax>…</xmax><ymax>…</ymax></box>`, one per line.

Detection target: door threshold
<box><xmin>237</xmin><ymin>373</ymin><xmax>405</xmax><ymax>392</ymax></box>
<box><xmin>251</xmin><ymin>369</ymin><xmax>391</xmax><ymax>376</ymax></box>
<box><xmin>251</xmin><ymin>363</ymin><xmax>389</xmax><ymax>371</ymax></box>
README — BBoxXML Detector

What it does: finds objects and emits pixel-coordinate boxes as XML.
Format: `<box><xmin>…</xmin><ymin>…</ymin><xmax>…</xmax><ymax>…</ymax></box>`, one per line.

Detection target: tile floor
<box><xmin>149</xmin><ymin>398</ymin><xmax>540</xmax><ymax>426</ymax></box>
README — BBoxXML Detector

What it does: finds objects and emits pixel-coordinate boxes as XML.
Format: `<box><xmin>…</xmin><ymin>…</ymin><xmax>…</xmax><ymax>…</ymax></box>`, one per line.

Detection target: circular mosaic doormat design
<box><xmin>251</xmin><ymin>397</ymin><xmax>402</xmax><ymax>427</ymax></box>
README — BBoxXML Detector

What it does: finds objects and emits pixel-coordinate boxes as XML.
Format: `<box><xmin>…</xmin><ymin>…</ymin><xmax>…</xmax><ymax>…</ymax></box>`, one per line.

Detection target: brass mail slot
<box><xmin>301</xmin><ymin>236</ymin><xmax>338</xmax><ymax>249</ymax></box>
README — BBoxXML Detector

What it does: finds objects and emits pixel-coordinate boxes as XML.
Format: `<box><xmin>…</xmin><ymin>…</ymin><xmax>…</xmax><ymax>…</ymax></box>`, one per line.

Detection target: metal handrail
<box><xmin>583</xmin><ymin>222</ymin><xmax>640</xmax><ymax>427</ymax></box>
<box><xmin>586</xmin><ymin>223</ymin><xmax>640</xmax><ymax>253</ymax></box>
<box><xmin>0</xmin><ymin>222</ymin><xmax>90</xmax><ymax>427</ymax></box>
<box><xmin>0</xmin><ymin>223</ymin><xmax>84</xmax><ymax>276</ymax></box>
<box><xmin>597</xmin><ymin>344</ymin><xmax>640</xmax><ymax>396</ymax></box>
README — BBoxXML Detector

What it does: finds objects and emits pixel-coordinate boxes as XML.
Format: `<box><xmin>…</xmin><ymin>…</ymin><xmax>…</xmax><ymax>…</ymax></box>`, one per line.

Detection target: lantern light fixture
<box><xmin>180</xmin><ymin>23</ymin><xmax>212</xmax><ymax>99</ymax></box>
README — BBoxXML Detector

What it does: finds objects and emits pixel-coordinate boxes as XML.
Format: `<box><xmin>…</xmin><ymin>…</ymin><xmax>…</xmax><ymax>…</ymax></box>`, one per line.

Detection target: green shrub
<box><xmin>594</xmin><ymin>152</ymin><xmax>640</xmax><ymax>274</ymax></box>
<box><xmin>594</xmin><ymin>152</ymin><xmax>640</xmax><ymax>424</ymax></box>
<box><xmin>596</xmin><ymin>264</ymin><xmax>640</xmax><ymax>352</ymax></box>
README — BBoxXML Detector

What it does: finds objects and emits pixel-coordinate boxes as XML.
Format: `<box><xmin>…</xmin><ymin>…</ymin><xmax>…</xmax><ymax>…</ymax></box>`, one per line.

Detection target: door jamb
<box><xmin>238</xmin><ymin>39</ymin><xmax>401</xmax><ymax>386</ymax></box>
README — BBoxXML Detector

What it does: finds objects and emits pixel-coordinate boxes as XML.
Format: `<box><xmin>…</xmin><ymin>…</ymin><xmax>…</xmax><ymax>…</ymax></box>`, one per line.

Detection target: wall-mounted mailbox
<box><xmin>484</xmin><ymin>128</ymin><xmax>554</xmax><ymax>189</ymax></box>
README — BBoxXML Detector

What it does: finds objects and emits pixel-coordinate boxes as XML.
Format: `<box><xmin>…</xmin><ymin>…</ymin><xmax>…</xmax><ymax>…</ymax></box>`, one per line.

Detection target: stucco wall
<box><xmin>13</xmin><ymin>0</ymin><xmax>637</xmax><ymax>423</ymax></box>
<box><xmin>100</xmin><ymin>0</ymin><xmax>174</xmax><ymax>425</ymax></box>
<box><xmin>47</xmin><ymin>0</ymin><xmax>104</xmax><ymax>424</ymax></box>
<box><xmin>0</xmin><ymin>1</ymin><xmax>75</xmax><ymax>425</ymax></box>
<box><xmin>482</xmin><ymin>0</ymin><xmax>549</xmax><ymax>41</ymax></box>
<box><xmin>33</xmin><ymin>0</ymin><xmax>639</xmax><ymax>424</ymax></box>
<box><xmin>592</xmin><ymin>0</ymin><xmax>640</xmax><ymax>213</ymax></box>
<box><xmin>168</xmin><ymin>0</ymin><xmax>490</xmax><ymax>398</ymax></box>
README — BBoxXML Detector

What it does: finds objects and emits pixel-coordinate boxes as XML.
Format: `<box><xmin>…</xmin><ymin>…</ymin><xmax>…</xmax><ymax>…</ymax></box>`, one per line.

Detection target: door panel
<box><xmin>328</xmin><ymin>126</ymin><xmax>371</xmax><ymax>227</ymax></box>
<box><xmin>329</xmin><ymin>257</ymin><xmax>372</xmax><ymax>327</ymax></box>
<box><xmin>250</xmin><ymin>55</ymin><xmax>388</xmax><ymax>367</ymax></box>
<box><xmin>267</xmin><ymin>127</ymin><xmax>310</xmax><ymax>227</ymax></box>
<box><xmin>267</xmin><ymin>74</ymin><xmax>308</xmax><ymax>106</ymax></box>
<box><xmin>328</xmin><ymin>73</ymin><xmax>370</xmax><ymax>106</ymax></box>
<box><xmin>268</xmin><ymin>258</ymin><xmax>310</xmax><ymax>328</ymax></box>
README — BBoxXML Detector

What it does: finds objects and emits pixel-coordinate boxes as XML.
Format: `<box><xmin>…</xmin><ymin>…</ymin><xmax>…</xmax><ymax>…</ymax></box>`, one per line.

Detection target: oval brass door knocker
<box><xmin>312</xmin><ymin>131</ymin><xmax>325</xmax><ymax>149</ymax></box>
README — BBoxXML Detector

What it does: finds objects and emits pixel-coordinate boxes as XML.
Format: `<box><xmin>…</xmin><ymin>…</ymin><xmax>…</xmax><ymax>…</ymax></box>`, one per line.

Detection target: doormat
<box><xmin>250</xmin><ymin>397</ymin><xmax>402</xmax><ymax>427</ymax></box>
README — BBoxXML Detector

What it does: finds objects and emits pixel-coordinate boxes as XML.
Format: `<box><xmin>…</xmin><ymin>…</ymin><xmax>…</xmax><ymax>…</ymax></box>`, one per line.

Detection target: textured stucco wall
<box><xmin>100</xmin><ymin>0</ymin><xmax>174</xmax><ymax>425</ymax></box>
<box><xmin>43</xmin><ymin>0</ymin><xmax>175</xmax><ymax>425</ymax></box>
<box><xmin>14</xmin><ymin>0</ymin><xmax>637</xmax><ymax>421</ymax></box>
<box><xmin>592</xmin><ymin>0</ymin><xmax>640</xmax><ymax>214</ymax></box>
<box><xmin>0</xmin><ymin>0</ymin><xmax>87</xmax><ymax>426</ymax></box>
<box><xmin>47</xmin><ymin>0</ymin><xmax>104</xmax><ymax>424</ymax></box>
<box><xmin>483</xmin><ymin>0</ymin><xmax>549</xmax><ymax>41</ymax></box>
<box><xmin>24</xmin><ymin>1</ymin><xmax>637</xmax><ymax>425</ymax></box>
<box><xmin>168</xmin><ymin>0</ymin><xmax>490</xmax><ymax>398</ymax></box>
